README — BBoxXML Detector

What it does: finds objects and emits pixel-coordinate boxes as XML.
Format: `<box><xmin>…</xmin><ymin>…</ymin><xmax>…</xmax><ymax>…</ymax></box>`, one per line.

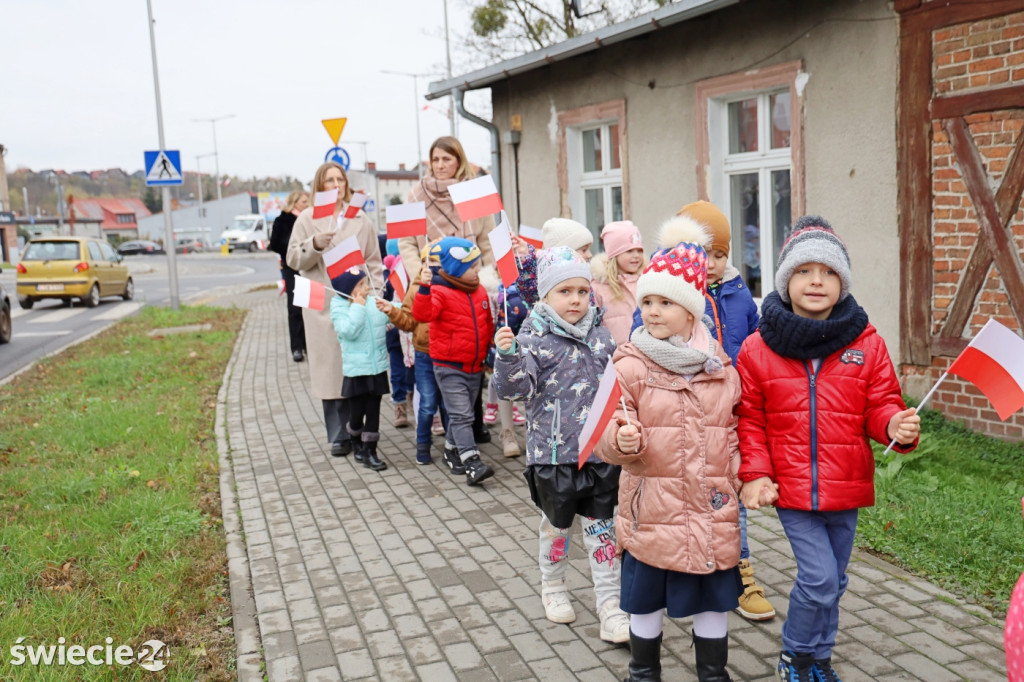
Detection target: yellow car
<box><xmin>16</xmin><ymin>237</ymin><xmax>135</xmax><ymax>309</ymax></box>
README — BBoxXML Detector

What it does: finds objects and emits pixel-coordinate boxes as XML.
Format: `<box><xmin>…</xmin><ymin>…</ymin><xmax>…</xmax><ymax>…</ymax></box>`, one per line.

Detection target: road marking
<box><xmin>93</xmin><ymin>303</ymin><xmax>143</xmax><ymax>321</ymax></box>
<box><xmin>30</xmin><ymin>308</ymin><xmax>88</xmax><ymax>324</ymax></box>
<box><xmin>14</xmin><ymin>331</ymin><xmax>72</xmax><ymax>337</ymax></box>
<box><xmin>11</xmin><ymin>308</ymin><xmax>30</xmax><ymax>320</ymax></box>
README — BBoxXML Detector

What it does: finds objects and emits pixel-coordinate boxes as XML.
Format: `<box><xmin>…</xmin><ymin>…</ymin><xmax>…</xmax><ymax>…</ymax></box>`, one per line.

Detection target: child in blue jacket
<box><xmin>330</xmin><ymin>267</ymin><xmax>390</xmax><ymax>472</ymax></box>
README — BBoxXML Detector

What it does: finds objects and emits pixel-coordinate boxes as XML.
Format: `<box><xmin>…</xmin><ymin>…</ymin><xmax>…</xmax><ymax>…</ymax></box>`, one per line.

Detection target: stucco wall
<box><xmin>489</xmin><ymin>0</ymin><xmax>902</xmax><ymax>353</ymax></box>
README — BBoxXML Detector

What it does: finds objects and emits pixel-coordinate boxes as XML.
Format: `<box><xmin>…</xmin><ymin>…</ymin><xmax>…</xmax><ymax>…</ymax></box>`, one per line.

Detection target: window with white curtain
<box><xmin>567</xmin><ymin>121</ymin><xmax>624</xmax><ymax>241</ymax></box>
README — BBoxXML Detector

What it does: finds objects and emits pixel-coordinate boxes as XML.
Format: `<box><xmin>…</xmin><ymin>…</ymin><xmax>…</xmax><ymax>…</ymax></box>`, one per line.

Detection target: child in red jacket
<box><xmin>413</xmin><ymin>237</ymin><xmax>496</xmax><ymax>486</ymax></box>
<box><xmin>737</xmin><ymin>216</ymin><xmax>920</xmax><ymax>682</ymax></box>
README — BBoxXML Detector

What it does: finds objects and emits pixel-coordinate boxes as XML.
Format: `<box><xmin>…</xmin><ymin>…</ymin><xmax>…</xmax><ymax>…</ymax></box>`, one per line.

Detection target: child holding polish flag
<box><xmin>590</xmin><ymin>220</ymin><xmax>646</xmax><ymax>346</ymax></box>
<box><xmin>492</xmin><ymin>246</ymin><xmax>629</xmax><ymax>646</ymax></box>
<box><xmin>287</xmin><ymin>161</ymin><xmax>382</xmax><ymax>458</ymax></box>
<box><xmin>510</xmin><ymin>217</ymin><xmax>595</xmax><ymax>308</ymax></box>
<box><xmin>596</xmin><ymin>216</ymin><xmax>744</xmax><ymax>681</ymax></box>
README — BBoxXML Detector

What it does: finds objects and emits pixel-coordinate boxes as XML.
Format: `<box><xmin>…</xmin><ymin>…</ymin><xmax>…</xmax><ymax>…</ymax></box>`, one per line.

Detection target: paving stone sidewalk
<box><xmin>218</xmin><ymin>294</ymin><xmax>1008</xmax><ymax>681</ymax></box>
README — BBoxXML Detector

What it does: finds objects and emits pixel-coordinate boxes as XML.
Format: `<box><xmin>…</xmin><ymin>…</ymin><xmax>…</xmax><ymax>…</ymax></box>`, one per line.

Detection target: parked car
<box><xmin>117</xmin><ymin>240</ymin><xmax>165</xmax><ymax>256</ymax></box>
<box><xmin>16</xmin><ymin>237</ymin><xmax>134</xmax><ymax>309</ymax></box>
<box><xmin>0</xmin><ymin>273</ymin><xmax>11</xmax><ymax>344</ymax></box>
<box><xmin>175</xmin><ymin>237</ymin><xmax>205</xmax><ymax>254</ymax></box>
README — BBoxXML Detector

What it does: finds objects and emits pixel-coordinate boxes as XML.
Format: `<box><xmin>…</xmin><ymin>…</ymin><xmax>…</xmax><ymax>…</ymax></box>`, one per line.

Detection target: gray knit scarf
<box><xmin>533</xmin><ymin>302</ymin><xmax>596</xmax><ymax>341</ymax></box>
<box><xmin>631</xmin><ymin>319</ymin><xmax>724</xmax><ymax>376</ymax></box>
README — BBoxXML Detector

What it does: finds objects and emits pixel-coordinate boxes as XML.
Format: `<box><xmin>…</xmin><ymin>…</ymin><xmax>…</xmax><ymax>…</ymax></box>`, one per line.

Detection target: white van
<box><xmin>221</xmin><ymin>214</ymin><xmax>269</xmax><ymax>252</ymax></box>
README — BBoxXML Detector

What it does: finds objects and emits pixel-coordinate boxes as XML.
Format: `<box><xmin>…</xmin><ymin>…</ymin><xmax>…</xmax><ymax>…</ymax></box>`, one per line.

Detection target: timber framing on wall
<box><xmin>896</xmin><ymin>0</ymin><xmax>1024</xmax><ymax>366</ymax></box>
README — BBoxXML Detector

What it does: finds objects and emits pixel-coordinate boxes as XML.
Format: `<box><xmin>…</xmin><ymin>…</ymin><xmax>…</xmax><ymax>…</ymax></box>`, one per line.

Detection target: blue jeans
<box><xmin>387</xmin><ymin>330</ymin><xmax>414</xmax><ymax>402</ymax></box>
<box><xmin>777</xmin><ymin>508</ymin><xmax>859</xmax><ymax>659</ymax></box>
<box><xmin>739</xmin><ymin>501</ymin><xmax>749</xmax><ymax>560</ymax></box>
<box><xmin>414</xmin><ymin>351</ymin><xmax>446</xmax><ymax>446</ymax></box>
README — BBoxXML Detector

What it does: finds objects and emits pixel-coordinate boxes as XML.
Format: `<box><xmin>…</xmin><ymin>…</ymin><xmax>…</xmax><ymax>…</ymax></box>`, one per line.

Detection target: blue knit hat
<box><xmin>436</xmin><ymin>237</ymin><xmax>481</xmax><ymax>278</ymax></box>
<box><xmin>331</xmin><ymin>267</ymin><xmax>366</xmax><ymax>297</ymax></box>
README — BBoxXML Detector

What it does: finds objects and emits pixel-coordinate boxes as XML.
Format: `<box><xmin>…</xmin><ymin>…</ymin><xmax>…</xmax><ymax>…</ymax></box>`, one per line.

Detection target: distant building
<box><xmin>70</xmin><ymin>197</ymin><xmax>151</xmax><ymax>241</ymax></box>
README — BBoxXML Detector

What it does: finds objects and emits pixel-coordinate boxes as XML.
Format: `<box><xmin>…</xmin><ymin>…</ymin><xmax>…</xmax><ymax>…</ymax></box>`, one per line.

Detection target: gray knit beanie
<box><xmin>774</xmin><ymin>215</ymin><xmax>852</xmax><ymax>302</ymax></box>
<box><xmin>537</xmin><ymin>246</ymin><xmax>592</xmax><ymax>300</ymax></box>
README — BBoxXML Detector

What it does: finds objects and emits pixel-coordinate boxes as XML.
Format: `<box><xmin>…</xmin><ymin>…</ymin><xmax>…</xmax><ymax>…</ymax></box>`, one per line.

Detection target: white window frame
<box><xmin>567</xmin><ymin>119</ymin><xmax>624</xmax><ymax>239</ymax></box>
<box><xmin>708</xmin><ymin>89</ymin><xmax>792</xmax><ymax>298</ymax></box>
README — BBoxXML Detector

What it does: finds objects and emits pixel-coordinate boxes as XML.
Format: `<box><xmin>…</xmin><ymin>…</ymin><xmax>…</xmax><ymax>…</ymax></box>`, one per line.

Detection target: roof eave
<box><xmin>426</xmin><ymin>0</ymin><xmax>739</xmax><ymax>100</ymax></box>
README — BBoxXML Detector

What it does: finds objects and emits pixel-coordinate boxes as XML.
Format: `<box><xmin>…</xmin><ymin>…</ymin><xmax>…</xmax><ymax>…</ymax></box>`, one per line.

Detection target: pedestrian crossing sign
<box><xmin>144</xmin><ymin>150</ymin><xmax>183</xmax><ymax>186</ymax></box>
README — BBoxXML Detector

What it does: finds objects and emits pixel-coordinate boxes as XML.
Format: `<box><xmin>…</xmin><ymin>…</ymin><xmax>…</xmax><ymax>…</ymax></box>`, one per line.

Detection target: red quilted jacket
<box><xmin>736</xmin><ymin>324</ymin><xmax>916</xmax><ymax>511</ymax></box>
<box><xmin>413</xmin><ymin>279</ymin><xmax>494</xmax><ymax>373</ymax></box>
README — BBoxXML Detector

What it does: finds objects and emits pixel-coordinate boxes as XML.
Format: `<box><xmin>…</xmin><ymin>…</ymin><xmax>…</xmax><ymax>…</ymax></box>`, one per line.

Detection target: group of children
<box><xmin>327</xmin><ymin>199</ymin><xmax>921</xmax><ymax>682</ymax></box>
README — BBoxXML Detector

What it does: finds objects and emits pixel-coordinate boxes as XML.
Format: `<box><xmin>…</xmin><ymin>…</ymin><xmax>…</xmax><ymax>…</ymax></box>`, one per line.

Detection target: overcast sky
<box><xmin>2</xmin><ymin>0</ymin><xmax>493</xmax><ymax>184</ymax></box>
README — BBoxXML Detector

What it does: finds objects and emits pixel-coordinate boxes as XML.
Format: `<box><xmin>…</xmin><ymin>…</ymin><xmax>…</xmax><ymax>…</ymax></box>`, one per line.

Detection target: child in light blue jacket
<box><xmin>330</xmin><ymin>267</ymin><xmax>390</xmax><ymax>472</ymax></box>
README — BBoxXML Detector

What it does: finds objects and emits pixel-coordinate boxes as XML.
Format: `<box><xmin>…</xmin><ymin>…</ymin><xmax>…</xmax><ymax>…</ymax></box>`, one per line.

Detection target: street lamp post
<box><xmin>195</xmin><ymin>152</ymin><xmax>215</xmax><ymax>207</ymax></box>
<box><xmin>381</xmin><ymin>70</ymin><xmax>437</xmax><ymax>180</ymax></box>
<box><xmin>193</xmin><ymin>114</ymin><xmax>234</xmax><ymax>231</ymax></box>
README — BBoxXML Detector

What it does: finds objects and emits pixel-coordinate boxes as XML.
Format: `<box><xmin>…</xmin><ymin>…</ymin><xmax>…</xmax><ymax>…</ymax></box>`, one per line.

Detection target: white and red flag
<box><xmin>519</xmin><ymin>224</ymin><xmax>544</xmax><ymax>250</ymax></box>
<box><xmin>487</xmin><ymin>213</ymin><xmax>519</xmax><ymax>288</ymax></box>
<box><xmin>386</xmin><ymin>202</ymin><xmax>428</xmax><ymax>239</ymax></box>
<box><xmin>577</xmin><ymin>356</ymin><xmax>623</xmax><ymax>470</ymax></box>
<box><xmin>293</xmin><ymin>276</ymin><xmax>326</xmax><ymax>311</ymax></box>
<box><xmin>387</xmin><ymin>259</ymin><xmax>410</xmax><ymax>302</ymax></box>
<box><xmin>947</xmin><ymin>319</ymin><xmax>1024</xmax><ymax>420</ymax></box>
<box><xmin>312</xmin><ymin>188</ymin><xmax>338</xmax><ymax>220</ymax></box>
<box><xmin>448</xmin><ymin>175</ymin><xmax>503</xmax><ymax>223</ymax></box>
<box><xmin>343</xmin><ymin>192</ymin><xmax>368</xmax><ymax>220</ymax></box>
<box><xmin>277</xmin><ymin>279</ymin><xmax>286</xmax><ymax>297</ymax></box>
<box><xmin>322</xmin><ymin>235</ymin><xmax>365</xmax><ymax>280</ymax></box>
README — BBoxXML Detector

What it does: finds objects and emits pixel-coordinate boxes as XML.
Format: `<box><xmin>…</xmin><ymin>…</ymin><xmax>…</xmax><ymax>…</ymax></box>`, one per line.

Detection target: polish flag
<box><xmin>313</xmin><ymin>188</ymin><xmax>338</xmax><ymax>219</ymax></box>
<box><xmin>387</xmin><ymin>260</ymin><xmax>410</xmax><ymax>301</ymax></box>
<box><xmin>577</xmin><ymin>356</ymin><xmax>623</xmax><ymax>470</ymax></box>
<box><xmin>277</xmin><ymin>279</ymin><xmax>285</xmax><ymax>297</ymax></box>
<box><xmin>323</xmin><ymin>235</ymin><xmax>365</xmax><ymax>280</ymax></box>
<box><xmin>293</xmin><ymin>276</ymin><xmax>326</xmax><ymax>311</ymax></box>
<box><xmin>487</xmin><ymin>213</ymin><xmax>519</xmax><ymax>288</ymax></box>
<box><xmin>448</xmin><ymin>175</ymin><xmax>503</xmax><ymax>223</ymax></box>
<box><xmin>343</xmin><ymin>192</ymin><xmax>368</xmax><ymax>219</ymax></box>
<box><xmin>519</xmin><ymin>224</ymin><xmax>544</xmax><ymax>250</ymax></box>
<box><xmin>386</xmin><ymin>202</ymin><xmax>428</xmax><ymax>239</ymax></box>
<box><xmin>947</xmin><ymin>319</ymin><xmax>1024</xmax><ymax>420</ymax></box>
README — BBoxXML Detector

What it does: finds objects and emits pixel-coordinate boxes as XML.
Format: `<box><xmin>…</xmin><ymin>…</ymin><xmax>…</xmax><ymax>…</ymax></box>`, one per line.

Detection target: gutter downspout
<box><xmin>453</xmin><ymin>87</ymin><xmax>501</xmax><ymax>194</ymax></box>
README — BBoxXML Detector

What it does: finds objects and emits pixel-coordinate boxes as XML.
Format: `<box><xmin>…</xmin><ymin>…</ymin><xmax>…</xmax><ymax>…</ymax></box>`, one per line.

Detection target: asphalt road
<box><xmin>0</xmin><ymin>252</ymin><xmax>280</xmax><ymax>382</ymax></box>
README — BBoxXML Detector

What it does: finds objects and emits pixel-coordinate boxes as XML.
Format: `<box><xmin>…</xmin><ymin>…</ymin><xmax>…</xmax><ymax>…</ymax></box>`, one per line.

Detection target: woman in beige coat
<box><xmin>287</xmin><ymin>162</ymin><xmax>383</xmax><ymax>456</ymax></box>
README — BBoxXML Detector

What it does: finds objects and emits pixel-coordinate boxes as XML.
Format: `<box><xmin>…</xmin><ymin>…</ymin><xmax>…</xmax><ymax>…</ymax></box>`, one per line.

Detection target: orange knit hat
<box><xmin>676</xmin><ymin>200</ymin><xmax>731</xmax><ymax>257</ymax></box>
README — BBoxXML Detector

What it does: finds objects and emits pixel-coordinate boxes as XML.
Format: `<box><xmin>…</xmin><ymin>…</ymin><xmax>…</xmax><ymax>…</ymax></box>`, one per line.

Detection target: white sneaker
<box><xmin>598</xmin><ymin>599</ymin><xmax>630</xmax><ymax>644</ymax></box>
<box><xmin>501</xmin><ymin>427</ymin><xmax>521</xmax><ymax>458</ymax></box>
<box><xmin>541</xmin><ymin>581</ymin><xmax>576</xmax><ymax>623</ymax></box>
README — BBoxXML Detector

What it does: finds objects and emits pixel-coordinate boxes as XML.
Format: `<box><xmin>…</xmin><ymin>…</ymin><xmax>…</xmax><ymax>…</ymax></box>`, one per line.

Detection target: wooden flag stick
<box><xmin>882</xmin><ymin>372</ymin><xmax>946</xmax><ymax>455</ymax></box>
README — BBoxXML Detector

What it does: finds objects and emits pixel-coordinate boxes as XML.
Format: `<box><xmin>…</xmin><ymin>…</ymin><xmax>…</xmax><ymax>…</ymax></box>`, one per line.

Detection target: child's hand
<box><xmin>494</xmin><ymin>326</ymin><xmax>515</xmax><ymax>351</ymax></box>
<box><xmin>888</xmin><ymin>407</ymin><xmax>920</xmax><ymax>445</ymax></box>
<box><xmin>419</xmin><ymin>263</ymin><xmax>433</xmax><ymax>285</ymax></box>
<box><xmin>616</xmin><ymin>421</ymin><xmax>641</xmax><ymax>453</ymax></box>
<box><xmin>740</xmin><ymin>477</ymin><xmax>779</xmax><ymax>509</ymax></box>
<box><xmin>375</xmin><ymin>298</ymin><xmax>392</xmax><ymax>314</ymax></box>
<box><xmin>510</xmin><ymin>233</ymin><xmax>529</xmax><ymax>256</ymax></box>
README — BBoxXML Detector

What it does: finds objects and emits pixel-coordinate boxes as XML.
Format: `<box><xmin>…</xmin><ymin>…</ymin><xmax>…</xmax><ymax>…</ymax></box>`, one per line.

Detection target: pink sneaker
<box><xmin>431</xmin><ymin>414</ymin><xmax>445</xmax><ymax>436</ymax></box>
<box><xmin>483</xmin><ymin>403</ymin><xmax>498</xmax><ymax>425</ymax></box>
<box><xmin>512</xmin><ymin>405</ymin><xmax>526</xmax><ymax>426</ymax></box>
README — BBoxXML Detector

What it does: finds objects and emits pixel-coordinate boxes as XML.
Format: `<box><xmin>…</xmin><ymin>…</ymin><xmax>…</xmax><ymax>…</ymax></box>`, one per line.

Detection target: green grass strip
<box><xmin>861</xmin><ymin>402</ymin><xmax>1024</xmax><ymax>618</ymax></box>
<box><xmin>0</xmin><ymin>306</ymin><xmax>244</xmax><ymax>680</ymax></box>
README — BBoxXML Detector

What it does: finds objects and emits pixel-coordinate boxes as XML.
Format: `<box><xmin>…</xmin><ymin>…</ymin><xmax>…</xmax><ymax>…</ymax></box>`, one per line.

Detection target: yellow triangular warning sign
<box><xmin>322</xmin><ymin>118</ymin><xmax>347</xmax><ymax>145</ymax></box>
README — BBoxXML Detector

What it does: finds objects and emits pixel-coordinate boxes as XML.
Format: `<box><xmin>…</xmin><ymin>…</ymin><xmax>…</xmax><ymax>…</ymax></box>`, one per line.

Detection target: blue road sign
<box><xmin>144</xmin><ymin>150</ymin><xmax>184</xmax><ymax>186</ymax></box>
<box><xmin>363</xmin><ymin>199</ymin><xmax>376</xmax><ymax>213</ymax></box>
<box><xmin>324</xmin><ymin>146</ymin><xmax>350</xmax><ymax>171</ymax></box>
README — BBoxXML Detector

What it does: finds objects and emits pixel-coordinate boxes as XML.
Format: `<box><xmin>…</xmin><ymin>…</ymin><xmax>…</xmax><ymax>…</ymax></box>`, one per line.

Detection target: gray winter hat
<box><xmin>537</xmin><ymin>246</ymin><xmax>592</xmax><ymax>300</ymax></box>
<box><xmin>774</xmin><ymin>215</ymin><xmax>852</xmax><ymax>302</ymax></box>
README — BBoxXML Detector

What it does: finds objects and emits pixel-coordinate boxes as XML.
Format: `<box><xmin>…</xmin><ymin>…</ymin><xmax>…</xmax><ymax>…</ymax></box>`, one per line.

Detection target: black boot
<box><xmin>330</xmin><ymin>439</ymin><xmax>351</xmax><ymax>457</ymax></box>
<box><xmin>693</xmin><ymin>633</ymin><xmax>731</xmax><ymax>682</ymax></box>
<box><xmin>348</xmin><ymin>427</ymin><xmax>364</xmax><ymax>463</ymax></box>
<box><xmin>362</xmin><ymin>433</ymin><xmax>387</xmax><ymax>471</ymax></box>
<box><xmin>624</xmin><ymin>631</ymin><xmax>661</xmax><ymax>682</ymax></box>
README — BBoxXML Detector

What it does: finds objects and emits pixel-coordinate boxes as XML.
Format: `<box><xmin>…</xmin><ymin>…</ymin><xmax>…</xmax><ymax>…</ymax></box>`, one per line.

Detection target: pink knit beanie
<box><xmin>600</xmin><ymin>221</ymin><xmax>644</xmax><ymax>259</ymax></box>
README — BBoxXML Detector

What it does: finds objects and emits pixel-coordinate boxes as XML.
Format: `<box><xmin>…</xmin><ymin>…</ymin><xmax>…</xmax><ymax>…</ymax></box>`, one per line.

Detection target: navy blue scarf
<box><xmin>758</xmin><ymin>291</ymin><xmax>869</xmax><ymax>360</ymax></box>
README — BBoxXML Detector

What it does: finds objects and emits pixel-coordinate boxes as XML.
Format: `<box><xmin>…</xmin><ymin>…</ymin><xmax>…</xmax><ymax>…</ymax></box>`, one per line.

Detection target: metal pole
<box><xmin>195</xmin><ymin>155</ymin><xmax>203</xmax><ymax>207</ymax></box>
<box><xmin>23</xmin><ymin>187</ymin><xmax>29</xmax><ymax>217</ymax></box>
<box><xmin>413</xmin><ymin>77</ymin><xmax>424</xmax><ymax>180</ymax></box>
<box><xmin>194</xmin><ymin>115</ymin><xmax>234</xmax><ymax>232</ymax></box>
<box><xmin>443</xmin><ymin>0</ymin><xmax>456</xmax><ymax>137</ymax></box>
<box><xmin>146</xmin><ymin>0</ymin><xmax>179</xmax><ymax>309</ymax></box>
<box><xmin>56</xmin><ymin>182</ymin><xmax>65</xmax><ymax>235</ymax></box>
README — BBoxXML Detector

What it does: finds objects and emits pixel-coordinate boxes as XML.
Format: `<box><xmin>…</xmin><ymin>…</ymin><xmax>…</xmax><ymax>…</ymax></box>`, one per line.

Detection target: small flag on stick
<box><xmin>386</xmin><ymin>202</ymin><xmax>428</xmax><ymax>239</ymax></box>
<box><xmin>519</xmin><ymin>224</ymin><xmax>543</xmax><ymax>250</ymax></box>
<box><xmin>387</xmin><ymin>260</ymin><xmax>410</xmax><ymax>301</ymax></box>
<box><xmin>947</xmin><ymin>319</ymin><xmax>1024</xmax><ymax>421</ymax></box>
<box><xmin>323</xmin><ymin>235</ymin><xmax>365</xmax><ymax>280</ymax></box>
<box><xmin>312</xmin><ymin>188</ymin><xmax>338</xmax><ymax>220</ymax></box>
<box><xmin>293</xmin><ymin>276</ymin><xmax>326</xmax><ymax>311</ymax></box>
<box><xmin>577</xmin><ymin>357</ymin><xmax>623</xmax><ymax>470</ymax></box>
<box><xmin>277</xmin><ymin>279</ymin><xmax>286</xmax><ymax>297</ymax></box>
<box><xmin>343</xmin><ymin>192</ymin><xmax>368</xmax><ymax>219</ymax></box>
<box><xmin>448</xmin><ymin>175</ymin><xmax>503</xmax><ymax>223</ymax></box>
<box><xmin>488</xmin><ymin>212</ymin><xmax>519</xmax><ymax>289</ymax></box>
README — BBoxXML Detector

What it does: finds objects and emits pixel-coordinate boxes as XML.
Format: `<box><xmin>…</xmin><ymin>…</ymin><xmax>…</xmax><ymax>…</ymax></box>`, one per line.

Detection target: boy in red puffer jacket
<box><xmin>413</xmin><ymin>237</ymin><xmax>496</xmax><ymax>486</ymax></box>
<box><xmin>737</xmin><ymin>216</ymin><xmax>920</xmax><ymax>682</ymax></box>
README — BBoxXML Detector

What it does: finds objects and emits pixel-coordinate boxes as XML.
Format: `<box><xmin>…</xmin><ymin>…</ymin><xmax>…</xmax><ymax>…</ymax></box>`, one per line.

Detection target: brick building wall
<box><xmin>900</xmin><ymin>7</ymin><xmax>1024</xmax><ymax>441</ymax></box>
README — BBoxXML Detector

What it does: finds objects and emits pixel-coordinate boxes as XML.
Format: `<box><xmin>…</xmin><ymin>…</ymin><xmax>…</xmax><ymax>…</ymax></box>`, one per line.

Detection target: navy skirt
<box><xmin>620</xmin><ymin>551</ymin><xmax>743</xmax><ymax>618</ymax></box>
<box><xmin>523</xmin><ymin>462</ymin><xmax>620</xmax><ymax>529</ymax></box>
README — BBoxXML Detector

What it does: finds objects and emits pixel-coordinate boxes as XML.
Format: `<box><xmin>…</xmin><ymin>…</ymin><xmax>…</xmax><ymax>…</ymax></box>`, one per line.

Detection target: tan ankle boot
<box><xmin>500</xmin><ymin>427</ymin><xmax>520</xmax><ymax>457</ymax></box>
<box><xmin>736</xmin><ymin>558</ymin><xmax>776</xmax><ymax>621</ymax></box>
<box><xmin>394</xmin><ymin>402</ymin><xmax>409</xmax><ymax>428</ymax></box>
